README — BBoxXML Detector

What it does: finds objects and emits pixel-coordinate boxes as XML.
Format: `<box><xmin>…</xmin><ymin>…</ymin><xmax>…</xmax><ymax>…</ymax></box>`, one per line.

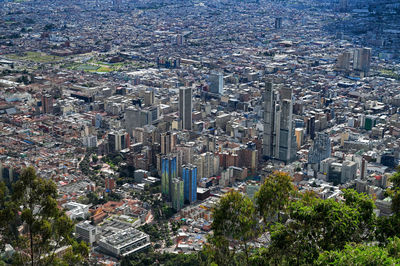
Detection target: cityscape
<box><xmin>1</xmin><ymin>0</ymin><xmax>400</xmax><ymax>265</ymax></box>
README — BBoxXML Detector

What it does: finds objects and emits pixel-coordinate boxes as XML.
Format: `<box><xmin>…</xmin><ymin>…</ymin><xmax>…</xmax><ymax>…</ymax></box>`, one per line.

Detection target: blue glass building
<box><xmin>161</xmin><ymin>155</ymin><xmax>177</xmax><ymax>201</ymax></box>
<box><xmin>182</xmin><ymin>165</ymin><xmax>197</xmax><ymax>203</ymax></box>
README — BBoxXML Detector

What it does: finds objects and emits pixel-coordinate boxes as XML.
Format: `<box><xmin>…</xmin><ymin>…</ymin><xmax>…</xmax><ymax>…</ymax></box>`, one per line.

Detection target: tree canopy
<box><xmin>0</xmin><ymin>166</ymin><xmax>89</xmax><ymax>265</ymax></box>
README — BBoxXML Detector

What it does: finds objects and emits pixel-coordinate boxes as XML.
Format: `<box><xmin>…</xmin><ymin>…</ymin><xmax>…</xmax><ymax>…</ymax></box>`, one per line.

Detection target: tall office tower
<box><xmin>360</xmin><ymin>158</ymin><xmax>367</xmax><ymax>179</ymax></box>
<box><xmin>182</xmin><ymin>165</ymin><xmax>197</xmax><ymax>203</ymax></box>
<box><xmin>144</xmin><ymin>90</ymin><xmax>154</xmax><ymax>107</ymax></box>
<box><xmin>179</xmin><ymin>87</ymin><xmax>192</xmax><ymax>130</ymax></box>
<box><xmin>161</xmin><ymin>154</ymin><xmax>177</xmax><ymax>201</ymax></box>
<box><xmin>275</xmin><ymin>17</ymin><xmax>282</xmax><ymax>29</ymax></box>
<box><xmin>353</xmin><ymin>48</ymin><xmax>372</xmax><ymax>74</ymax></box>
<box><xmin>171</xmin><ymin>178</ymin><xmax>184</xmax><ymax>210</ymax></box>
<box><xmin>209</xmin><ymin>72</ymin><xmax>224</xmax><ymax>94</ymax></box>
<box><xmin>108</xmin><ymin>130</ymin><xmax>130</xmax><ymax>153</ymax></box>
<box><xmin>336</xmin><ymin>52</ymin><xmax>351</xmax><ymax>71</ymax></box>
<box><xmin>305</xmin><ymin>115</ymin><xmax>316</xmax><ymax>140</ymax></box>
<box><xmin>263</xmin><ymin>82</ymin><xmax>297</xmax><ymax>163</ymax></box>
<box><xmin>41</xmin><ymin>94</ymin><xmax>53</xmax><ymax>114</ymax></box>
<box><xmin>307</xmin><ymin>133</ymin><xmax>331</xmax><ymax>164</ymax></box>
<box><xmin>161</xmin><ymin>131</ymin><xmax>177</xmax><ymax>155</ymax></box>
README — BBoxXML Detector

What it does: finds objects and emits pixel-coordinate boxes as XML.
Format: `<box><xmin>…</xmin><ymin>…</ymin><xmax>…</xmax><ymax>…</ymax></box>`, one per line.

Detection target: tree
<box><xmin>316</xmin><ymin>238</ymin><xmax>400</xmax><ymax>265</ymax></box>
<box><xmin>92</xmin><ymin>154</ymin><xmax>98</xmax><ymax>164</ymax></box>
<box><xmin>389</xmin><ymin>171</ymin><xmax>400</xmax><ymax>214</ymax></box>
<box><xmin>376</xmin><ymin>170</ymin><xmax>400</xmax><ymax>243</ymax></box>
<box><xmin>255</xmin><ymin>171</ymin><xmax>294</xmax><ymax>223</ymax></box>
<box><xmin>342</xmin><ymin>189</ymin><xmax>376</xmax><ymax>242</ymax></box>
<box><xmin>267</xmin><ymin>190</ymin><xmax>375</xmax><ymax>265</ymax></box>
<box><xmin>3</xmin><ymin>167</ymin><xmax>89</xmax><ymax>265</ymax></box>
<box><xmin>206</xmin><ymin>191</ymin><xmax>258</xmax><ymax>265</ymax></box>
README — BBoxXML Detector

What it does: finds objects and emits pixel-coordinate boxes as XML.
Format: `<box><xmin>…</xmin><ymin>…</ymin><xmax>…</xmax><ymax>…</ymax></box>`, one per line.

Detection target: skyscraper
<box><xmin>161</xmin><ymin>131</ymin><xmax>177</xmax><ymax>155</ymax></box>
<box><xmin>179</xmin><ymin>87</ymin><xmax>192</xmax><ymax>130</ymax></box>
<box><xmin>209</xmin><ymin>72</ymin><xmax>224</xmax><ymax>94</ymax></box>
<box><xmin>41</xmin><ymin>94</ymin><xmax>53</xmax><ymax>114</ymax></box>
<box><xmin>336</xmin><ymin>52</ymin><xmax>351</xmax><ymax>71</ymax></box>
<box><xmin>263</xmin><ymin>81</ymin><xmax>297</xmax><ymax>163</ymax></box>
<box><xmin>305</xmin><ymin>115</ymin><xmax>316</xmax><ymax>140</ymax></box>
<box><xmin>171</xmin><ymin>178</ymin><xmax>184</xmax><ymax>210</ymax></box>
<box><xmin>161</xmin><ymin>154</ymin><xmax>177</xmax><ymax>201</ymax></box>
<box><xmin>182</xmin><ymin>164</ymin><xmax>197</xmax><ymax>203</ymax></box>
<box><xmin>353</xmin><ymin>48</ymin><xmax>372</xmax><ymax>74</ymax></box>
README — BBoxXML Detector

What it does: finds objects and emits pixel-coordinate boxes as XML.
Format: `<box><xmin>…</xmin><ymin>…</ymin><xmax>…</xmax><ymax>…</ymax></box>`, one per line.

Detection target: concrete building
<box><xmin>209</xmin><ymin>72</ymin><xmax>224</xmax><ymax>94</ymax></box>
<box><xmin>82</xmin><ymin>135</ymin><xmax>97</xmax><ymax>148</ymax></box>
<box><xmin>75</xmin><ymin>221</ymin><xmax>97</xmax><ymax>245</ymax></box>
<box><xmin>194</xmin><ymin>152</ymin><xmax>219</xmax><ymax>179</ymax></box>
<box><xmin>263</xmin><ymin>82</ymin><xmax>297</xmax><ymax>163</ymax></box>
<box><xmin>144</xmin><ymin>90</ymin><xmax>154</xmax><ymax>107</ymax></box>
<box><xmin>125</xmin><ymin>106</ymin><xmax>159</xmax><ymax>136</ymax></box>
<box><xmin>161</xmin><ymin>131</ymin><xmax>177</xmax><ymax>155</ymax></box>
<box><xmin>98</xmin><ymin>228</ymin><xmax>150</xmax><ymax>257</ymax></box>
<box><xmin>353</xmin><ymin>47</ymin><xmax>372</xmax><ymax>74</ymax></box>
<box><xmin>62</xmin><ymin>202</ymin><xmax>89</xmax><ymax>220</ymax></box>
<box><xmin>341</xmin><ymin>160</ymin><xmax>357</xmax><ymax>183</ymax></box>
<box><xmin>108</xmin><ymin>130</ymin><xmax>130</xmax><ymax>153</ymax></box>
<box><xmin>308</xmin><ymin>133</ymin><xmax>331</xmax><ymax>164</ymax></box>
<box><xmin>179</xmin><ymin>87</ymin><xmax>192</xmax><ymax>130</ymax></box>
<box><xmin>336</xmin><ymin>51</ymin><xmax>351</xmax><ymax>71</ymax></box>
<box><xmin>41</xmin><ymin>94</ymin><xmax>53</xmax><ymax>114</ymax></box>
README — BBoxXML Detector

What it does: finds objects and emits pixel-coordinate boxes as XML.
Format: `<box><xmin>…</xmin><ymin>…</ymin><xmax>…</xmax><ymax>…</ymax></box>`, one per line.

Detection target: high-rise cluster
<box><xmin>263</xmin><ymin>81</ymin><xmax>297</xmax><ymax>163</ymax></box>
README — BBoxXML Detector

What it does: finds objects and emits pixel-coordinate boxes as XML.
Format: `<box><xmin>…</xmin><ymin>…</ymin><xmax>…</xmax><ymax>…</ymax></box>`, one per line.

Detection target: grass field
<box><xmin>6</xmin><ymin>52</ymin><xmax>63</xmax><ymax>63</ymax></box>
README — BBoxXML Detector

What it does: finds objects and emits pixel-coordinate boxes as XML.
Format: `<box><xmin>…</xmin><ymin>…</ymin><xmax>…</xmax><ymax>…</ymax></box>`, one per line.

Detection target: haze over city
<box><xmin>1</xmin><ymin>0</ymin><xmax>400</xmax><ymax>265</ymax></box>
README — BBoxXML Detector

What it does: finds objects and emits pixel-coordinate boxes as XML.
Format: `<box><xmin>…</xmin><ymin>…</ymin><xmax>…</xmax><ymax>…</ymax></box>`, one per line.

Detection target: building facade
<box><xmin>263</xmin><ymin>81</ymin><xmax>297</xmax><ymax>163</ymax></box>
<box><xmin>182</xmin><ymin>164</ymin><xmax>197</xmax><ymax>203</ymax></box>
<box><xmin>179</xmin><ymin>87</ymin><xmax>192</xmax><ymax>130</ymax></box>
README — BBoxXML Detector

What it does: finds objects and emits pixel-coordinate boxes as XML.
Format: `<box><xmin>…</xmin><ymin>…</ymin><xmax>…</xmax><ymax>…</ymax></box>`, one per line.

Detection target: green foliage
<box><xmin>267</xmin><ymin>189</ymin><xmax>376</xmax><ymax>265</ymax></box>
<box><xmin>92</xmin><ymin>154</ymin><xmax>98</xmax><ymax>163</ymax></box>
<box><xmin>316</xmin><ymin>239</ymin><xmax>400</xmax><ymax>265</ymax></box>
<box><xmin>207</xmin><ymin>191</ymin><xmax>258</xmax><ymax>265</ymax></box>
<box><xmin>376</xmin><ymin>214</ymin><xmax>400</xmax><ymax>243</ymax></box>
<box><xmin>122</xmin><ymin>248</ymin><xmax>202</xmax><ymax>266</ymax></box>
<box><xmin>389</xmin><ymin>171</ymin><xmax>400</xmax><ymax>214</ymax></box>
<box><xmin>79</xmin><ymin>153</ymin><xmax>91</xmax><ymax>176</ymax></box>
<box><xmin>139</xmin><ymin>223</ymin><xmax>169</xmax><ymax>242</ymax></box>
<box><xmin>255</xmin><ymin>172</ymin><xmax>294</xmax><ymax>223</ymax></box>
<box><xmin>0</xmin><ymin>167</ymin><xmax>89</xmax><ymax>265</ymax></box>
<box><xmin>343</xmin><ymin>189</ymin><xmax>376</xmax><ymax>241</ymax></box>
